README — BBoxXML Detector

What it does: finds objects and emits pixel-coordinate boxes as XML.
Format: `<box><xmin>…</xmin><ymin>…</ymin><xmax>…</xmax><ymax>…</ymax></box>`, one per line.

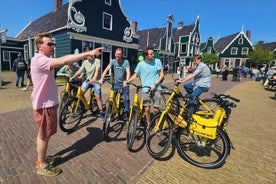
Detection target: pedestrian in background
<box><xmin>12</xmin><ymin>52</ymin><xmax>27</xmax><ymax>88</ymax></box>
<box><xmin>31</xmin><ymin>32</ymin><xmax>103</xmax><ymax>177</ymax></box>
<box><xmin>21</xmin><ymin>59</ymin><xmax>32</xmax><ymax>91</ymax></box>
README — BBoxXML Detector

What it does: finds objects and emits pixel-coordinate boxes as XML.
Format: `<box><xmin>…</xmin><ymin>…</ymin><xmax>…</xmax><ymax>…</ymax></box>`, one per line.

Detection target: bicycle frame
<box><xmin>129</xmin><ymin>90</ymin><xmax>144</xmax><ymax>121</ymax></box>
<box><xmin>107</xmin><ymin>87</ymin><xmax>122</xmax><ymax>115</ymax></box>
<box><xmin>75</xmin><ymin>86</ymin><xmax>94</xmax><ymax>112</ymax></box>
<box><xmin>154</xmin><ymin>83</ymin><xmax>228</xmax><ymax>140</ymax></box>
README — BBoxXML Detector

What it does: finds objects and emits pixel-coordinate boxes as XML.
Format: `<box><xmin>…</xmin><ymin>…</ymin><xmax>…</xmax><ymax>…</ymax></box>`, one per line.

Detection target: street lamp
<box><xmin>0</xmin><ymin>28</ymin><xmax>8</xmax><ymax>88</ymax></box>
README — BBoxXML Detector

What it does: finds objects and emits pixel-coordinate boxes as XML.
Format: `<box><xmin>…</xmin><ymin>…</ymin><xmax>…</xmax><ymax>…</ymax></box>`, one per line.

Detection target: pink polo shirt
<box><xmin>30</xmin><ymin>53</ymin><xmax>58</xmax><ymax>110</ymax></box>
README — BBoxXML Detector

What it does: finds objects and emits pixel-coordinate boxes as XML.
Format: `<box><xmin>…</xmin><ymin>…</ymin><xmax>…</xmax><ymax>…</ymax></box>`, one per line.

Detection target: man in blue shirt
<box><xmin>99</xmin><ymin>48</ymin><xmax>131</xmax><ymax>116</ymax></box>
<box><xmin>177</xmin><ymin>54</ymin><xmax>211</xmax><ymax>114</ymax></box>
<box><xmin>127</xmin><ymin>47</ymin><xmax>164</xmax><ymax>126</ymax></box>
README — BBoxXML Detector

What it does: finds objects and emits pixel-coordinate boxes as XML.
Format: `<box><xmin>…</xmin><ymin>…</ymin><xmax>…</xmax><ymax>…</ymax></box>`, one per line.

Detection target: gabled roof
<box><xmin>214</xmin><ymin>33</ymin><xmax>239</xmax><ymax>53</ymax></box>
<box><xmin>16</xmin><ymin>3</ymin><xmax>69</xmax><ymax>40</ymax></box>
<box><xmin>136</xmin><ymin>24</ymin><xmax>195</xmax><ymax>50</ymax></box>
<box><xmin>262</xmin><ymin>42</ymin><xmax>276</xmax><ymax>52</ymax></box>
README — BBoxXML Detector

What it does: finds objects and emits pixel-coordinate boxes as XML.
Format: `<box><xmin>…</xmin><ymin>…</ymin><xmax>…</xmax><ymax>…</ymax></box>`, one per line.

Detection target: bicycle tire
<box><xmin>175</xmin><ymin>127</ymin><xmax>229</xmax><ymax>168</ymax></box>
<box><xmin>103</xmin><ymin>102</ymin><xmax>113</xmax><ymax>141</ymax></box>
<box><xmin>59</xmin><ymin>98</ymin><xmax>84</xmax><ymax>132</ymax></box>
<box><xmin>59</xmin><ymin>92</ymin><xmax>68</xmax><ymax>112</ymax></box>
<box><xmin>146</xmin><ymin>114</ymin><xmax>173</xmax><ymax>159</ymax></box>
<box><xmin>126</xmin><ymin>107</ymin><xmax>138</xmax><ymax>150</ymax></box>
<box><xmin>90</xmin><ymin>94</ymin><xmax>98</xmax><ymax>115</ymax></box>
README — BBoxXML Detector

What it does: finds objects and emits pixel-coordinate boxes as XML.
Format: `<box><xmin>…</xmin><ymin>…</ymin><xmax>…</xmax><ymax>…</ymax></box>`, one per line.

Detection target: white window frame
<box><xmin>238</xmin><ymin>38</ymin><xmax>243</xmax><ymax>45</ymax></box>
<box><xmin>102</xmin><ymin>12</ymin><xmax>112</xmax><ymax>31</ymax></box>
<box><xmin>241</xmin><ymin>47</ymin><xmax>249</xmax><ymax>55</ymax></box>
<box><xmin>207</xmin><ymin>46</ymin><xmax>212</xmax><ymax>53</ymax></box>
<box><xmin>3</xmin><ymin>51</ymin><xmax>10</xmax><ymax>61</ymax></box>
<box><xmin>180</xmin><ymin>43</ymin><xmax>187</xmax><ymax>53</ymax></box>
<box><xmin>231</xmin><ymin>47</ymin><xmax>238</xmax><ymax>55</ymax></box>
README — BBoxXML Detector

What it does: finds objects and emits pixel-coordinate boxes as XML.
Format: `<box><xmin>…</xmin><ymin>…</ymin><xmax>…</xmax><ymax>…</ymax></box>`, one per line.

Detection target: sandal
<box><xmin>37</xmin><ymin>164</ymin><xmax>62</xmax><ymax>177</ymax></box>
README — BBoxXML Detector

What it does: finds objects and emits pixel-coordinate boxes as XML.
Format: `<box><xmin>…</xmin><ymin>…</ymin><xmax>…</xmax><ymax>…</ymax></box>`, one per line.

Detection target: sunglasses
<box><xmin>46</xmin><ymin>42</ymin><xmax>55</xmax><ymax>47</ymax></box>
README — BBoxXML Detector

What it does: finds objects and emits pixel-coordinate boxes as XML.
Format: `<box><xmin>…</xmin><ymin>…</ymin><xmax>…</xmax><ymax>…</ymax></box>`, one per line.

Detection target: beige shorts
<box><xmin>33</xmin><ymin>104</ymin><xmax>58</xmax><ymax>139</ymax></box>
<box><xmin>142</xmin><ymin>90</ymin><xmax>161</xmax><ymax>108</ymax></box>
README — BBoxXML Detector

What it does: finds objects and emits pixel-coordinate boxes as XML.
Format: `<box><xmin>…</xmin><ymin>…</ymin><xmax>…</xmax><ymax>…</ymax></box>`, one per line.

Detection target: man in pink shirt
<box><xmin>31</xmin><ymin>32</ymin><xmax>103</xmax><ymax>177</ymax></box>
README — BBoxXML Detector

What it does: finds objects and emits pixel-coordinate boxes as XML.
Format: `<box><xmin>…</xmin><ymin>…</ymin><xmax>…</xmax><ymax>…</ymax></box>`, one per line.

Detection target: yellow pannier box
<box><xmin>189</xmin><ymin>114</ymin><xmax>218</xmax><ymax>139</ymax></box>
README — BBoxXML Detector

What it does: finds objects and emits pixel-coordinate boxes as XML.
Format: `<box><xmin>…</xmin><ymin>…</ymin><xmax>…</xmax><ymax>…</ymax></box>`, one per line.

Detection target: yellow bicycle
<box><xmin>146</xmin><ymin>81</ymin><xmax>239</xmax><ymax>168</ymax></box>
<box><xmin>126</xmin><ymin>83</ymin><xmax>151</xmax><ymax>151</ymax></box>
<box><xmin>102</xmin><ymin>81</ymin><xmax>125</xmax><ymax>141</ymax></box>
<box><xmin>59</xmin><ymin>81</ymin><xmax>98</xmax><ymax>132</ymax></box>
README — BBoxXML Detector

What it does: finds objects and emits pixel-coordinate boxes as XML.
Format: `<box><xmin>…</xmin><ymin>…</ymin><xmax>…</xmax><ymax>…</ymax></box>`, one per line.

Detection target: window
<box><xmin>242</xmin><ymin>47</ymin><xmax>249</xmax><ymax>55</ymax></box>
<box><xmin>207</xmin><ymin>47</ymin><xmax>212</xmax><ymax>53</ymax></box>
<box><xmin>103</xmin><ymin>12</ymin><xmax>112</xmax><ymax>30</ymax></box>
<box><xmin>231</xmin><ymin>47</ymin><xmax>238</xmax><ymax>55</ymax></box>
<box><xmin>3</xmin><ymin>51</ymin><xmax>9</xmax><ymax>61</ymax></box>
<box><xmin>238</xmin><ymin>38</ymin><xmax>243</xmax><ymax>45</ymax></box>
<box><xmin>181</xmin><ymin>44</ymin><xmax>187</xmax><ymax>53</ymax></box>
<box><xmin>105</xmin><ymin>0</ymin><xmax>111</xmax><ymax>5</ymax></box>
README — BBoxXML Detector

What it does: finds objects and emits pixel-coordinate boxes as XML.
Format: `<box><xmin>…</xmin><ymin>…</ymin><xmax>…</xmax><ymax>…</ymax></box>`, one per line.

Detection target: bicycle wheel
<box><xmin>90</xmin><ymin>94</ymin><xmax>98</xmax><ymax>115</ymax></box>
<box><xmin>195</xmin><ymin>98</ymin><xmax>219</xmax><ymax>118</ymax></box>
<box><xmin>126</xmin><ymin>107</ymin><xmax>139</xmax><ymax>150</ymax></box>
<box><xmin>175</xmin><ymin>127</ymin><xmax>229</xmax><ymax>168</ymax></box>
<box><xmin>146</xmin><ymin>114</ymin><xmax>173</xmax><ymax>159</ymax></box>
<box><xmin>103</xmin><ymin>101</ymin><xmax>114</xmax><ymax>141</ymax></box>
<box><xmin>59</xmin><ymin>91</ymin><xmax>68</xmax><ymax>112</ymax></box>
<box><xmin>59</xmin><ymin>98</ymin><xmax>84</xmax><ymax>132</ymax></box>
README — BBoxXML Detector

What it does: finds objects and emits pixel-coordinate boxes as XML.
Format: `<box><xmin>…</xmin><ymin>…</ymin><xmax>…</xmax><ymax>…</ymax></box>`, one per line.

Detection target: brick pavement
<box><xmin>0</xmin><ymin>74</ymin><xmax>275</xmax><ymax>183</ymax></box>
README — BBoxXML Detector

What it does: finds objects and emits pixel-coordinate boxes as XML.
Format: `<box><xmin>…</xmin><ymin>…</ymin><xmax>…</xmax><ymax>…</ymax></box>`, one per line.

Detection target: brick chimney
<box><xmin>131</xmin><ymin>21</ymin><xmax>137</xmax><ymax>33</ymax></box>
<box><xmin>246</xmin><ymin>30</ymin><xmax>251</xmax><ymax>40</ymax></box>
<box><xmin>54</xmin><ymin>0</ymin><xmax>62</xmax><ymax>10</ymax></box>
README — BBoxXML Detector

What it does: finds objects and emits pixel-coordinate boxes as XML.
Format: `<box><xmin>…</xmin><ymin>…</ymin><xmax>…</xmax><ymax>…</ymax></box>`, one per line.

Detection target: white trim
<box><xmin>68</xmin><ymin>32</ymin><xmax>139</xmax><ymax>49</ymax></box>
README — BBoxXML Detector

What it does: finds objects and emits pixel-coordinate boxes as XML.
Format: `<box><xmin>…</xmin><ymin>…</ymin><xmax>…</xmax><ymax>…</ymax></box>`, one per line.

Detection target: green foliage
<box><xmin>201</xmin><ymin>53</ymin><xmax>219</xmax><ymax>64</ymax></box>
<box><xmin>248</xmin><ymin>42</ymin><xmax>276</xmax><ymax>65</ymax></box>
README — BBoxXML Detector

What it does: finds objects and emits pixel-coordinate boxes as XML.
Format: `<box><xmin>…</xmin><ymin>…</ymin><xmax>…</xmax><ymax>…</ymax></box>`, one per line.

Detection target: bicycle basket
<box><xmin>189</xmin><ymin>114</ymin><xmax>218</xmax><ymax>140</ymax></box>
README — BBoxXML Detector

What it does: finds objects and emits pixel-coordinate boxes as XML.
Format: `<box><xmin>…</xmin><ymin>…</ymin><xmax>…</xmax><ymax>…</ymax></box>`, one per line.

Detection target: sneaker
<box><xmin>36</xmin><ymin>155</ymin><xmax>61</xmax><ymax>169</ymax></box>
<box><xmin>21</xmin><ymin>87</ymin><xmax>27</xmax><ymax>91</ymax></box>
<box><xmin>37</xmin><ymin>164</ymin><xmax>62</xmax><ymax>177</ymax></box>
<box><xmin>99</xmin><ymin>112</ymin><xmax>105</xmax><ymax>120</ymax></box>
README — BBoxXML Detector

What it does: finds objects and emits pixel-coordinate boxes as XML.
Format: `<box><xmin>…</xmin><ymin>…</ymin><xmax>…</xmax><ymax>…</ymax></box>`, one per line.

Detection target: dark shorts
<box><xmin>33</xmin><ymin>104</ymin><xmax>58</xmax><ymax>139</ymax></box>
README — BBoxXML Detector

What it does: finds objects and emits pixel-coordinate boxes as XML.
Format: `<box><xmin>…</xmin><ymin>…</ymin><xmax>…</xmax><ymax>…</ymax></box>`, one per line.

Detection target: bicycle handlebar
<box><xmin>212</xmin><ymin>93</ymin><xmax>240</xmax><ymax>102</ymax></box>
<box><xmin>128</xmin><ymin>82</ymin><xmax>152</xmax><ymax>93</ymax></box>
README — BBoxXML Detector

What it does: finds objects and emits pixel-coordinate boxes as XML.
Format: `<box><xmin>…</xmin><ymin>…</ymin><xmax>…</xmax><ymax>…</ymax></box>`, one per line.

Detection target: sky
<box><xmin>0</xmin><ymin>0</ymin><xmax>275</xmax><ymax>44</ymax></box>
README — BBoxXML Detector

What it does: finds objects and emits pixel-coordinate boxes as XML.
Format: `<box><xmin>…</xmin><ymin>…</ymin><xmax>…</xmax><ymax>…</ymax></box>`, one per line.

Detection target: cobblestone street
<box><xmin>0</xmin><ymin>72</ymin><xmax>275</xmax><ymax>183</ymax></box>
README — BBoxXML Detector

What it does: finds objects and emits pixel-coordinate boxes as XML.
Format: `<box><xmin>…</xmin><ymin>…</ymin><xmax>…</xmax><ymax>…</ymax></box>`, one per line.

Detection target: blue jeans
<box><xmin>183</xmin><ymin>82</ymin><xmax>209</xmax><ymax>114</ymax></box>
<box><xmin>114</xmin><ymin>84</ymin><xmax>130</xmax><ymax>113</ymax></box>
<box><xmin>16</xmin><ymin>70</ymin><xmax>25</xmax><ymax>86</ymax></box>
<box><xmin>81</xmin><ymin>80</ymin><xmax>101</xmax><ymax>96</ymax></box>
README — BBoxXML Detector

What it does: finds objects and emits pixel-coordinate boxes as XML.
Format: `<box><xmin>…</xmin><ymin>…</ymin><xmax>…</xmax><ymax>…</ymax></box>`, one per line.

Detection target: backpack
<box><xmin>17</xmin><ymin>59</ymin><xmax>26</xmax><ymax>70</ymax></box>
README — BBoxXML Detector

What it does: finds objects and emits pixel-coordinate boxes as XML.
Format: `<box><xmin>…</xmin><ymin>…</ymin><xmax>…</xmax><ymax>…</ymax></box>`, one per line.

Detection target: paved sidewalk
<box><xmin>0</xmin><ymin>73</ymin><xmax>275</xmax><ymax>183</ymax></box>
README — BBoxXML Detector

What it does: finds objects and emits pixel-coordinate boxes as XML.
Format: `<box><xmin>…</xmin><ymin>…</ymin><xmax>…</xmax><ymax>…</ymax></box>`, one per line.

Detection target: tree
<box><xmin>248</xmin><ymin>42</ymin><xmax>276</xmax><ymax>66</ymax></box>
<box><xmin>201</xmin><ymin>53</ymin><xmax>219</xmax><ymax>64</ymax></box>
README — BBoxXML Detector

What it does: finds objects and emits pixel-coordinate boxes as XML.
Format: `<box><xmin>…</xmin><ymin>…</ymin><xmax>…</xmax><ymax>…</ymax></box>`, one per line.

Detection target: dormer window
<box><xmin>238</xmin><ymin>38</ymin><xmax>243</xmax><ymax>45</ymax></box>
<box><xmin>103</xmin><ymin>12</ymin><xmax>112</xmax><ymax>30</ymax></box>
